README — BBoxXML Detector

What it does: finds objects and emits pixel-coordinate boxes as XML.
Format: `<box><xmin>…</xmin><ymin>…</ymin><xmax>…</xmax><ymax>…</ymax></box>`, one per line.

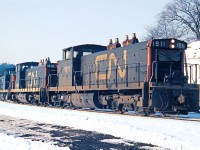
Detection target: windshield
<box><xmin>158</xmin><ymin>49</ymin><xmax>181</xmax><ymax>61</ymax></box>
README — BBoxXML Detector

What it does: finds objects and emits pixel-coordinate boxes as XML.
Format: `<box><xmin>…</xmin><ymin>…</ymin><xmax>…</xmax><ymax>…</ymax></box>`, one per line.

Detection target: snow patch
<box><xmin>100</xmin><ymin>138</ymin><xmax>134</xmax><ymax>146</ymax></box>
<box><xmin>0</xmin><ymin>101</ymin><xmax>200</xmax><ymax>150</ymax></box>
<box><xmin>0</xmin><ymin>132</ymin><xmax>69</xmax><ymax>150</ymax></box>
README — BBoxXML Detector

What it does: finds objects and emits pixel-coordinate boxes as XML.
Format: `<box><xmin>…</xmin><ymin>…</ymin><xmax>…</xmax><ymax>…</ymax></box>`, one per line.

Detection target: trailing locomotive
<box><xmin>0</xmin><ymin>37</ymin><xmax>199</xmax><ymax>115</ymax></box>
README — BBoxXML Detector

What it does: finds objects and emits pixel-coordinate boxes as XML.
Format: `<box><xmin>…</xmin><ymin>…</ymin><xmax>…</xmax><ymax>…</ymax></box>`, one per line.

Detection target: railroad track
<box><xmin>1</xmin><ymin>100</ymin><xmax>200</xmax><ymax>123</ymax></box>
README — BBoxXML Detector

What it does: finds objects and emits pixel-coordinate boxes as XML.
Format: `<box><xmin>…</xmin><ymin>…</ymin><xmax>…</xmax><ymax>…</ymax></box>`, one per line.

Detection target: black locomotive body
<box><xmin>49</xmin><ymin>39</ymin><xmax>199</xmax><ymax>114</ymax></box>
<box><xmin>26</xmin><ymin>59</ymin><xmax>57</xmax><ymax>89</ymax></box>
<box><xmin>0</xmin><ymin>38</ymin><xmax>199</xmax><ymax>114</ymax></box>
<box><xmin>1</xmin><ymin>60</ymin><xmax>57</xmax><ymax>104</ymax></box>
<box><xmin>0</xmin><ymin>67</ymin><xmax>15</xmax><ymax>90</ymax></box>
<box><xmin>57</xmin><ymin>44</ymin><xmax>106</xmax><ymax>87</ymax></box>
<box><xmin>15</xmin><ymin>62</ymin><xmax>39</xmax><ymax>89</ymax></box>
<box><xmin>0</xmin><ymin>67</ymin><xmax>15</xmax><ymax>100</ymax></box>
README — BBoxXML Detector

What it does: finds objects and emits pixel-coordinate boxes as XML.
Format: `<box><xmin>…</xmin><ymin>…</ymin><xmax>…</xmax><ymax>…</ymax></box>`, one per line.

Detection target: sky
<box><xmin>0</xmin><ymin>0</ymin><xmax>170</xmax><ymax>64</ymax></box>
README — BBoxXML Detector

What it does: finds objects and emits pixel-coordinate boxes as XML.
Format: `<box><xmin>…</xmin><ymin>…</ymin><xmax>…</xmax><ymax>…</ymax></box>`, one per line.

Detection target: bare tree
<box><xmin>144</xmin><ymin>17</ymin><xmax>186</xmax><ymax>40</ymax></box>
<box><xmin>144</xmin><ymin>0</ymin><xmax>200</xmax><ymax>41</ymax></box>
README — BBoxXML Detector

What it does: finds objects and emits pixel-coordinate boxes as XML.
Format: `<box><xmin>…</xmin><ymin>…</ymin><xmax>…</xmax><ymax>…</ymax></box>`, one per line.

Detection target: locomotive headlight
<box><xmin>170</xmin><ymin>39</ymin><xmax>175</xmax><ymax>44</ymax></box>
<box><xmin>170</xmin><ymin>44</ymin><xmax>175</xmax><ymax>48</ymax></box>
<box><xmin>170</xmin><ymin>39</ymin><xmax>175</xmax><ymax>48</ymax></box>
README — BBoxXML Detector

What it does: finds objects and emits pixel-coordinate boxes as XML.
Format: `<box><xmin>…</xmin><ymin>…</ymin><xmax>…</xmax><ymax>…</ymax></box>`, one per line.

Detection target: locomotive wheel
<box><xmin>177</xmin><ymin>110</ymin><xmax>188</xmax><ymax>115</ymax></box>
<box><xmin>37</xmin><ymin>102</ymin><xmax>42</xmax><ymax>106</ymax></box>
<box><xmin>43</xmin><ymin>102</ymin><xmax>49</xmax><ymax>107</ymax></box>
<box><xmin>120</xmin><ymin>107</ymin><xmax>125</xmax><ymax>114</ymax></box>
<box><xmin>118</xmin><ymin>104</ymin><xmax>128</xmax><ymax>114</ymax></box>
<box><xmin>111</xmin><ymin>101</ymin><xmax>117</xmax><ymax>111</ymax></box>
<box><xmin>143</xmin><ymin>109</ymin><xmax>151</xmax><ymax>116</ymax></box>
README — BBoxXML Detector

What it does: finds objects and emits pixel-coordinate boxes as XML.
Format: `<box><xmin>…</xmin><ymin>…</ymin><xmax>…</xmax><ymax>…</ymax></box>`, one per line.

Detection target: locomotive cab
<box><xmin>147</xmin><ymin>39</ymin><xmax>186</xmax><ymax>84</ymax></box>
<box><xmin>0</xmin><ymin>67</ymin><xmax>15</xmax><ymax>90</ymax></box>
<box><xmin>15</xmin><ymin>62</ymin><xmax>39</xmax><ymax>89</ymax></box>
<box><xmin>146</xmin><ymin>39</ymin><xmax>199</xmax><ymax>114</ymax></box>
<box><xmin>57</xmin><ymin>44</ymin><xmax>106</xmax><ymax>87</ymax></box>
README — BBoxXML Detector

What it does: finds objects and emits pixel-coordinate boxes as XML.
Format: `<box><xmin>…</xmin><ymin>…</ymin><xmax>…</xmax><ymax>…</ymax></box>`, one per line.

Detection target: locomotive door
<box><xmin>73</xmin><ymin>51</ymin><xmax>82</xmax><ymax>87</ymax></box>
<box><xmin>74</xmin><ymin>71</ymin><xmax>82</xmax><ymax>86</ymax></box>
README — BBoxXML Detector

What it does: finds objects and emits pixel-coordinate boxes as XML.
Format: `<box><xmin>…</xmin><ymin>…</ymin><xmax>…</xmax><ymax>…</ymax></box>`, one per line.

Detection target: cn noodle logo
<box><xmin>95</xmin><ymin>50</ymin><xmax>127</xmax><ymax>80</ymax></box>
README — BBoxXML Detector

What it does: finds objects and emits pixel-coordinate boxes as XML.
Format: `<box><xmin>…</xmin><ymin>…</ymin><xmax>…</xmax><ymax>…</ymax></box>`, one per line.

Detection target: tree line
<box><xmin>144</xmin><ymin>0</ymin><xmax>200</xmax><ymax>42</ymax></box>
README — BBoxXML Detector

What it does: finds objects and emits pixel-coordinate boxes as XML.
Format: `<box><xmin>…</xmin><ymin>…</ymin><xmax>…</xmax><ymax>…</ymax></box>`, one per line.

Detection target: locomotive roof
<box><xmin>16</xmin><ymin>62</ymin><xmax>39</xmax><ymax>66</ymax></box>
<box><xmin>63</xmin><ymin>44</ymin><xmax>106</xmax><ymax>52</ymax></box>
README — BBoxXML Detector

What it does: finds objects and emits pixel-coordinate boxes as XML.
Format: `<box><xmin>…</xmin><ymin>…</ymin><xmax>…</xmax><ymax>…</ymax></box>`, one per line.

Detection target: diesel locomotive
<box><xmin>0</xmin><ymin>36</ymin><xmax>199</xmax><ymax>115</ymax></box>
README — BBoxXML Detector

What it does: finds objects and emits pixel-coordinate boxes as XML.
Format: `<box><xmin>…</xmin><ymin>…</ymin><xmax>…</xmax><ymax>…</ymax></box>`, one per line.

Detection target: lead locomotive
<box><xmin>0</xmin><ymin>36</ymin><xmax>199</xmax><ymax>115</ymax></box>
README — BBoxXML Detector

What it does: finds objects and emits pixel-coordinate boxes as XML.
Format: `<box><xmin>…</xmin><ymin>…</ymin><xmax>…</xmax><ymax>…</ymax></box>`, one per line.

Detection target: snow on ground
<box><xmin>0</xmin><ymin>132</ymin><xmax>69</xmax><ymax>150</ymax></box>
<box><xmin>0</xmin><ymin>101</ymin><xmax>200</xmax><ymax>150</ymax></box>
